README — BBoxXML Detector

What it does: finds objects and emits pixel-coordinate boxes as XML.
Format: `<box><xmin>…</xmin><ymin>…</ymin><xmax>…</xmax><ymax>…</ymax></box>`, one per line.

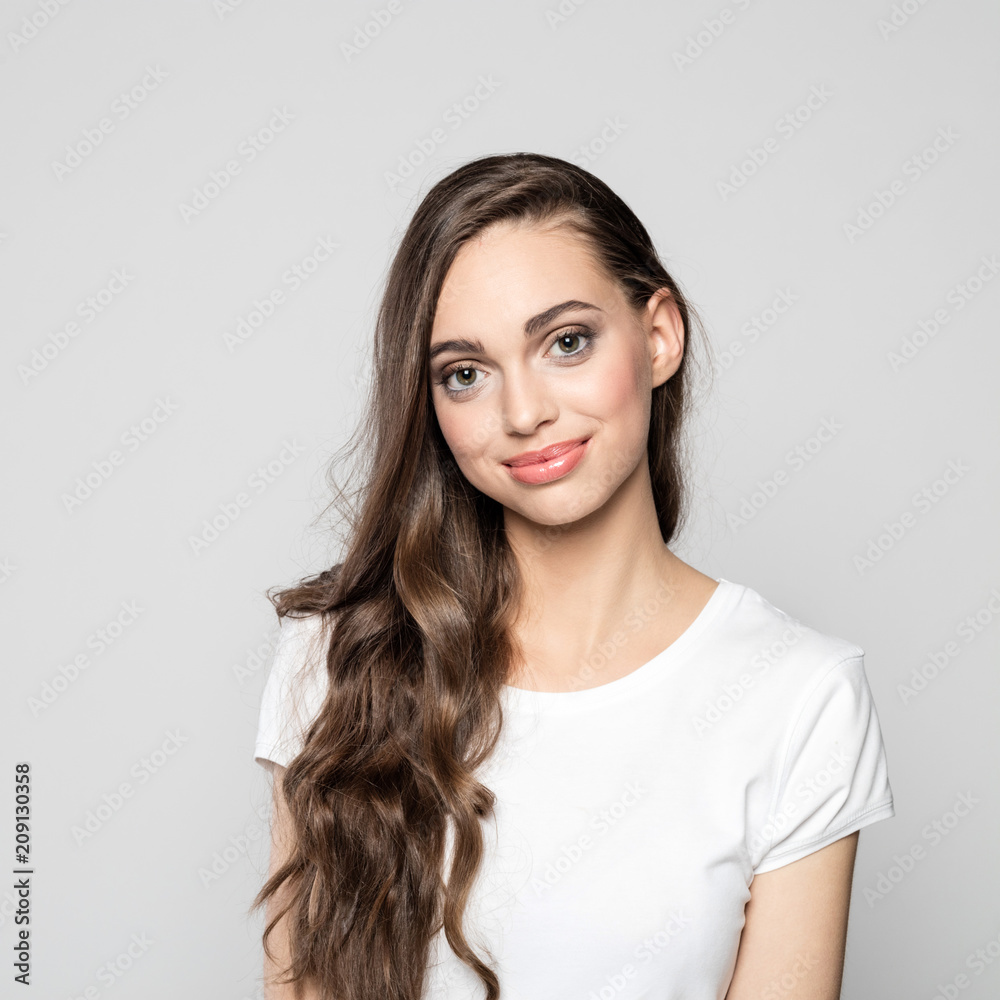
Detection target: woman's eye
<box><xmin>440</xmin><ymin>366</ymin><xmax>482</xmax><ymax>394</ymax></box>
<box><xmin>437</xmin><ymin>329</ymin><xmax>593</xmax><ymax>397</ymax></box>
<box><xmin>552</xmin><ymin>331</ymin><xmax>587</xmax><ymax>356</ymax></box>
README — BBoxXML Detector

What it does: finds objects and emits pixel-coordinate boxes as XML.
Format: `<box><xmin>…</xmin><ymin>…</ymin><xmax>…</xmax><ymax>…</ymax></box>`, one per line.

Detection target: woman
<box><xmin>251</xmin><ymin>152</ymin><xmax>895</xmax><ymax>999</ymax></box>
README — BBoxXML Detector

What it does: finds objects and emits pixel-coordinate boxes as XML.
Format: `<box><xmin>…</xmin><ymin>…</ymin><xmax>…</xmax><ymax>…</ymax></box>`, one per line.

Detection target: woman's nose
<box><xmin>500</xmin><ymin>366</ymin><xmax>559</xmax><ymax>437</ymax></box>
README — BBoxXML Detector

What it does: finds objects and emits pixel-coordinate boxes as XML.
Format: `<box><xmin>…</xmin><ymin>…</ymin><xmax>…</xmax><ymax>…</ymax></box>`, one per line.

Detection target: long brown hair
<box><xmin>250</xmin><ymin>152</ymin><xmax>707</xmax><ymax>999</ymax></box>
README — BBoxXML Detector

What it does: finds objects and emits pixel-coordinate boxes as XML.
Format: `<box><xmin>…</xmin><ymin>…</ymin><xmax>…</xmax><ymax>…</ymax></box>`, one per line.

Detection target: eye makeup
<box><xmin>434</xmin><ymin>326</ymin><xmax>601</xmax><ymax>398</ymax></box>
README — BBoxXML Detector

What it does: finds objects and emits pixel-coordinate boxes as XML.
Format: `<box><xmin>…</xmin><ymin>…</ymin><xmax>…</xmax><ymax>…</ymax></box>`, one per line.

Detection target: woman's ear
<box><xmin>645</xmin><ymin>288</ymin><xmax>685</xmax><ymax>388</ymax></box>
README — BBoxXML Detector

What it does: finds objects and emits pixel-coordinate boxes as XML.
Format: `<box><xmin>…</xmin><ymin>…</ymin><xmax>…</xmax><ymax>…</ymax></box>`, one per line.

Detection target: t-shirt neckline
<box><xmin>501</xmin><ymin>578</ymin><xmax>742</xmax><ymax>712</ymax></box>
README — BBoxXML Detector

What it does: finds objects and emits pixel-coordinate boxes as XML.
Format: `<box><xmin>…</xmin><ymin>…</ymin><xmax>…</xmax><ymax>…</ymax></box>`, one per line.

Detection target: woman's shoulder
<box><xmin>264</xmin><ymin>609</ymin><xmax>331</xmax><ymax>681</ymax></box>
<box><xmin>254</xmin><ymin>610</ymin><xmax>333</xmax><ymax>770</ymax></box>
<box><xmin>695</xmin><ymin>580</ymin><xmax>885</xmax><ymax>778</ymax></box>
<box><xmin>715</xmin><ymin>577</ymin><xmax>867</xmax><ymax>693</ymax></box>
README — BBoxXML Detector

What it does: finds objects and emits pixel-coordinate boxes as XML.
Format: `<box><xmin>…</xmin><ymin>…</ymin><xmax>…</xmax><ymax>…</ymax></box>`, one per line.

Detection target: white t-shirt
<box><xmin>254</xmin><ymin>577</ymin><xmax>895</xmax><ymax>999</ymax></box>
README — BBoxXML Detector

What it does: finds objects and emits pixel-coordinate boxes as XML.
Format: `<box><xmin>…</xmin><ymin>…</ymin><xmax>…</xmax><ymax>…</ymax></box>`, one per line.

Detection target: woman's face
<box><xmin>428</xmin><ymin>221</ymin><xmax>683</xmax><ymax>528</ymax></box>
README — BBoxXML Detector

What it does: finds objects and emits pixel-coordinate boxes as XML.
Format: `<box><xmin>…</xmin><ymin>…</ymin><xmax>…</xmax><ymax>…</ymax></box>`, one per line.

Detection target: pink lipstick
<box><xmin>502</xmin><ymin>437</ymin><xmax>590</xmax><ymax>485</ymax></box>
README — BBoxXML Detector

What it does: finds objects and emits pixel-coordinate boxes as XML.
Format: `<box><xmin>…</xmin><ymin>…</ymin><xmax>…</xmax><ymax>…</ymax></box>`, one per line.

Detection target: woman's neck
<box><xmin>503</xmin><ymin>464</ymin><xmax>716</xmax><ymax>692</ymax></box>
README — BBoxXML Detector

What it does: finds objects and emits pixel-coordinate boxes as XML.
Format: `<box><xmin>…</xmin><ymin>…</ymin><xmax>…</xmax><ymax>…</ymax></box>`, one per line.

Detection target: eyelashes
<box><xmin>435</xmin><ymin>327</ymin><xmax>598</xmax><ymax>398</ymax></box>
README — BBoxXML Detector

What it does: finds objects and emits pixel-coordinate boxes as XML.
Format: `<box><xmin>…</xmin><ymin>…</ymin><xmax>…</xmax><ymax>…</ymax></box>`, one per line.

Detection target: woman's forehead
<box><xmin>434</xmin><ymin>227</ymin><xmax>611</xmax><ymax>324</ymax></box>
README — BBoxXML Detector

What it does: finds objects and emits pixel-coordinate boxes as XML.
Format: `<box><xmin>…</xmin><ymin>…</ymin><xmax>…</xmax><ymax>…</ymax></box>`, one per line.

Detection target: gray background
<box><xmin>2</xmin><ymin>1</ymin><xmax>997</xmax><ymax>997</ymax></box>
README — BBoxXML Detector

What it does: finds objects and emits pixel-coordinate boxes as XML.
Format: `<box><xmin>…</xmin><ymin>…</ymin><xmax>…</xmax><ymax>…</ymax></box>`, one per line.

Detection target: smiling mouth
<box><xmin>501</xmin><ymin>437</ymin><xmax>591</xmax><ymax>485</ymax></box>
<box><xmin>502</xmin><ymin>437</ymin><xmax>591</xmax><ymax>468</ymax></box>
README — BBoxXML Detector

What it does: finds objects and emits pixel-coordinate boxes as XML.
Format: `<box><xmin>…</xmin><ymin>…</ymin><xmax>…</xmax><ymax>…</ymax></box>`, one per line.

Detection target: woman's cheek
<box><xmin>574</xmin><ymin>354</ymin><xmax>643</xmax><ymax>413</ymax></box>
<box><xmin>439</xmin><ymin>418</ymin><xmax>468</xmax><ymax>463</ymax></box>
<box><xmin>437</xmin><ymin>406</ymin><xmax>490</xmax><ymax>465</ymax></box>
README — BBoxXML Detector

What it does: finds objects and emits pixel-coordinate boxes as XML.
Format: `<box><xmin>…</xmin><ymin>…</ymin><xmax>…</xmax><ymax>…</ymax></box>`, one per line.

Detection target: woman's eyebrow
<box><xmin>524</xmin><ymin>299</ymin><xmax>602</xmax><ymax>336</ymax></box>
<box><xmin>429</xmin><ymin>300</ymin><xmax>603</xmax><ymax>361</ymax></box>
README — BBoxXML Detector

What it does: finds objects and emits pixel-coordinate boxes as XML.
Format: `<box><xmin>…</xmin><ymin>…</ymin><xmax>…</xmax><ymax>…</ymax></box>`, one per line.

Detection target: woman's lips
<box><xmin>502</xmin><ymin>437</ymin><xmax>590</xmax><ymax>485</ymax></box>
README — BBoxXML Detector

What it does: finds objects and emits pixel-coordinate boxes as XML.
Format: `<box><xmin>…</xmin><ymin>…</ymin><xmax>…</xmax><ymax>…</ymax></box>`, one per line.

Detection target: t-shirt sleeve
<box><xmin>753</xmin><ymin>653</ymin><xmax>896</xmax><ymax>874</ymax></box>
<box><xmin>253</xmin><ymin>612</ymin><xmax>330</xmax><ymax>773</ymax></box>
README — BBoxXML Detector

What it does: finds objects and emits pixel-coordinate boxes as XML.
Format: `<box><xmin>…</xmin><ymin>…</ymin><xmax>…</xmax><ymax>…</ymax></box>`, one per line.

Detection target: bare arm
<box><xmin>262</xmin><ymin>763</ymin><xmax>322</xmax><ymax>1000</ymax></box>
<box><xmin>725</xmin><ymin>831</ymin><xmax>860</xmax><ymax>1000</ymax></box>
